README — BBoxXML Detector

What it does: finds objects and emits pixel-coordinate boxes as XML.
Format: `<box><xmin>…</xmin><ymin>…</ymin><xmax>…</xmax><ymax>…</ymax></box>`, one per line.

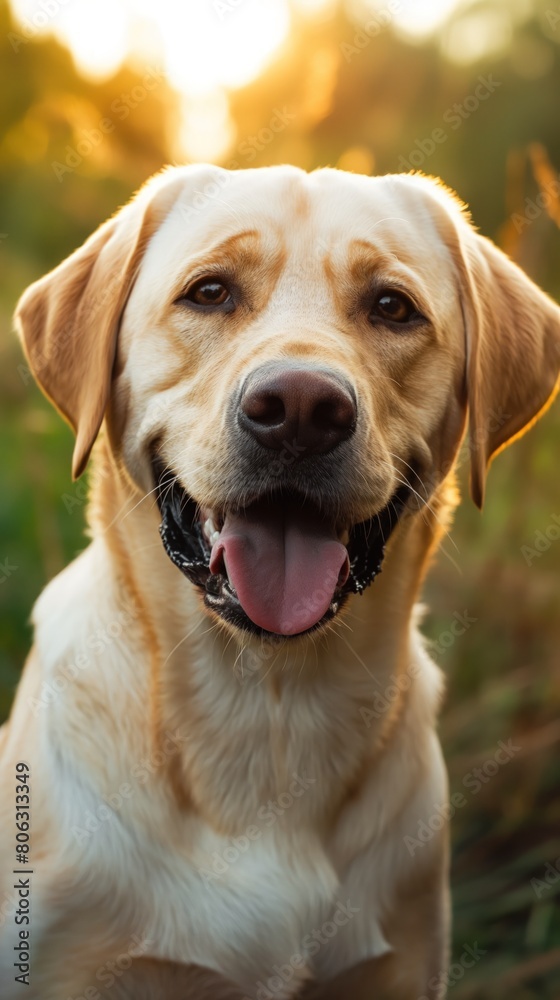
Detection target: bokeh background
<box><xmin>1</xmin><ymin>0</ymin><xmax>559</xmax><ymax>995</ymax></box>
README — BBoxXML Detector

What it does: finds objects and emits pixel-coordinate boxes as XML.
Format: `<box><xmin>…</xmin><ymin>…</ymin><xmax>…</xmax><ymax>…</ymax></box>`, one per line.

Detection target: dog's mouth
<box><xmin>153</xmin><ymin>461</ymin><xmax>410</xmax><ymax>639</ymax></box>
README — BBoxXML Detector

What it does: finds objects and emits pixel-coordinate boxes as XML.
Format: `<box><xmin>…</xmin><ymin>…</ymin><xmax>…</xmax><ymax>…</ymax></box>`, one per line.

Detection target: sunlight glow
<box><xmin>12</xmin><ymin>0</ymin><xmax>130</xmax><ymax>79</ymax></box>
<box><xmin>8</xmin><ymin>0</ymin><xmax>469</xmax><ymax>160</ymax></box>
<box><xmin>159</xmin><ymin>0</ymin><xmax>290</xmax><ymax>97</ymax></box>
<box><xmin>441</xmin><ymin>7</ymin><xmax>513</xmax><ymax>65</ymax></box>
<box><xmin>10</xmin><ymin>0</ymin><xmax>290</xmax><ymax>94</ymax></box>
<box><xmin>9</xmin><ymin>0</ymin><xmax>291</xmax><ymax>159</ymax></box>
<box><xmin>178</xmin><ymin>90</ymin><xmax>236</xmax><ymax>163</ymax></box>
<box><xmin>294</xmin><ymin>0</ymin><xmax>336</xmax><ymax>15</ymax></box>
<box><xmin>391</xmin><ymin>0</ymin><xmax>462</xmax><ymax>38</ymax></box>
<box><xmin>352</xmin><ymin>0</ymin><xmax>462</xmax><ymax>39</ymax></box>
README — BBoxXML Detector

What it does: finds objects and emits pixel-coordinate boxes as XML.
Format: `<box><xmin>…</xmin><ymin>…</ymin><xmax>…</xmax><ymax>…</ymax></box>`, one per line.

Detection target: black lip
<box><xmin>153</xmin><ymin>460</ymin><xmax>410</xmax><ymax>640</ymax></box>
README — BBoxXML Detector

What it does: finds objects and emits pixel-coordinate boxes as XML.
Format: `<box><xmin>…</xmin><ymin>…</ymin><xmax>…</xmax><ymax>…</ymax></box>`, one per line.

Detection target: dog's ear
<box><xmin>460</xmin><ymin>232</ymin><xmax>560</xmax><ymax>508</ymax></box>
<box><xmin>15</xmin><ymin>172</ymin><xmax>181</xmax><ymax>480</ymax></box>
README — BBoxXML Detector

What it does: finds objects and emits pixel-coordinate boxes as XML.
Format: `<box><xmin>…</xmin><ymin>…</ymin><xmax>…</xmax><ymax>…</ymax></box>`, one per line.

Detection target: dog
<box><xmin>1</xmin><ymin>164</ymin><xmax>559</xmax><ymax>1000</ymax></box>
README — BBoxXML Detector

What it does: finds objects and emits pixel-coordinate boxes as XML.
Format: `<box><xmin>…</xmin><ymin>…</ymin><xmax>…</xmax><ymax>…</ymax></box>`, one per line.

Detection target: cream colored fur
<box><xmin>1</xmin><ymin>165</ymin><xmax>559</xmax><ymax>999</ymax></box>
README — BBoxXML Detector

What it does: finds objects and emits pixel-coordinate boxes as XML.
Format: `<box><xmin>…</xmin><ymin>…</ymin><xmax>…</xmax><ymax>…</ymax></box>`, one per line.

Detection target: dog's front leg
<box><xmin>91</xmin><ymin>957</ymin><xmax>248</xmax><ymax>1000</ymax></box>
<box><xmin>303</xmin><ymin>852</ymin><xmax>450</xmax><ymax>1000</ymax></box>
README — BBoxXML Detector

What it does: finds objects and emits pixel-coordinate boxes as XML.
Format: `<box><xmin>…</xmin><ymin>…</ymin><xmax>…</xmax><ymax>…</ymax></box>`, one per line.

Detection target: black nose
<box><xmin>238</xmin><ymin>363</ymin><xmax>357</xmax><ymax>455</ymax></box>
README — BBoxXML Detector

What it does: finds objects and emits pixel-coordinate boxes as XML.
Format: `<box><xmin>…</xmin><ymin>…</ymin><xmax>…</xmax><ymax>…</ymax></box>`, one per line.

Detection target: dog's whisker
<box><xmin>255</xmin><ymin>652</ymin><xmax>279</xmax><ymax>687</ymax></box>
<box><xmin>232</xmin><ymin>640</ymin><xmax>247</xmax><ymax>682</ymax></box>
<box><xmin>366</xmin><ymin>215</ymin><xmax>412</xmax><ymax>233</ymax></box>
<box><xmin>379</xmin><ymin>458</ymin><xmax>461</xmax><ymax>557</ymax></box>
<box><xmin>336</xmin><ymin>633</ymin><xmax>385</xmax><ymax>686</ymax></box>
<box><xmin>118</xmin><ymin>476</ymin><xmax>175</xmax><ymax>525</ymax></box>
<box><xmin>162</xmin><ymin>620</ymin><xmax>212</xmax><ymax>668</ymax></box>
<box><xmin>127</xmin><ymin>541</ymin><xmax>169</xmax><ymax>556</ymax></box>
<box><xmin>100</xmin><ymin>489</ymin><xmax>146</xmax><ymax>534</ymax></box>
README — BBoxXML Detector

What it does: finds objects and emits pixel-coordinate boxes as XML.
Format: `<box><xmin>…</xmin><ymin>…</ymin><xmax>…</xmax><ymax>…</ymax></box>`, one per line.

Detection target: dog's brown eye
<box><xmin>371</xmin><ymin>291</ymin><xmax>419</xmax><ymax>324</ymax></box>
<box><xmin>184</xmin><ymin>279</ymin><xmax>232</xmax><ymax>307</ymax></box>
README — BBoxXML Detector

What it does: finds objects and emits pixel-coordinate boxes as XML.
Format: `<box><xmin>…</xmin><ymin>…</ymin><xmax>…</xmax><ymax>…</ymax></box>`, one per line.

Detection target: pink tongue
<box><xmin>210</xmin><ymin>502</ymin><xmax>349</xmax><ymax>636</ymax></box>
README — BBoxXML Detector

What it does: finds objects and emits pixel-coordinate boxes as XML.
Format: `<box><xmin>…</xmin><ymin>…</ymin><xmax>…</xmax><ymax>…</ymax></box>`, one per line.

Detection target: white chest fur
<box><xmin>24</xmin><ymin>542</ymin><xmax>446</xmax><ymax>997</ymax></box>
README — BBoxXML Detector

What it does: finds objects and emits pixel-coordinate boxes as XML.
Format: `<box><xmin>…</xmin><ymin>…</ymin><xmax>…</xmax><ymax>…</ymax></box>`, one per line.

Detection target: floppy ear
<box><xmin>460</xmin><ymin>232</ymin><xmax>560</xmax><ymax>508</ymax></box>
<box><xmin>15</xmin><ymin>172</ymin><xmax>180</xmax><ymax>480</ymax></box>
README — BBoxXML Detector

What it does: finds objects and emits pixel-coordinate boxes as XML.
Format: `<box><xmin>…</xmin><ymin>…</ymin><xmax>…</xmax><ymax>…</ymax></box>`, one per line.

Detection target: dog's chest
<box><xmin>166</xmin><ymin>646</ymin><xmax>375</xmax><ymax>831</ymax></box>
<box><xmin>150</xmin><ymin>658</ymin><xmax>386</xmax><ymax>989</ymax></box>
<box><xmin>174</xmin><ymin>824</ymin><xmax>339</xmax><ymax>987</ymax></box>
<box><xmin>139</xmin><ymin>799</ymin><xmax>387</xmax><ymax>996</ymax></box>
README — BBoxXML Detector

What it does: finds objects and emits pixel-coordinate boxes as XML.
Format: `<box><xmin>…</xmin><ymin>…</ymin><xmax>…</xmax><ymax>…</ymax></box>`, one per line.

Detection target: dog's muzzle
<box><xmin>154</xmin><ymin>362</ymin><xmax>411</xmax><ymax>640</ymax></box>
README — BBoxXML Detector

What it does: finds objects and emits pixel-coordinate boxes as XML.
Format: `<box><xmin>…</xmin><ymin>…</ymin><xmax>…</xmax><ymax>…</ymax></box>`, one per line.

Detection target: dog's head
<box><xmin>15</xmin><ymin>166</ymin><xmax>560</xmax><ymax>639</ymax></box>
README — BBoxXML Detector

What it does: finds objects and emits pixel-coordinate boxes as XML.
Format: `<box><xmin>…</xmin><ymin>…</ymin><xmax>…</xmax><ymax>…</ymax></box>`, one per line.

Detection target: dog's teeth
<box><xmin>203</xmin><ymin>516</ymin><xmax>221</xmax><ymax>546</ymax></box>
<box><xmin>203</xmin><ymin>517</ymin><xmax>220</xmax><ymax>544</ymax></box>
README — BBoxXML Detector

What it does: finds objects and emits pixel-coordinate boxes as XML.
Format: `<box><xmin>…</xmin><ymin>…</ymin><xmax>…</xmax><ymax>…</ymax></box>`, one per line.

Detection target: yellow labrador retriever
<box><xmin>1</xmin><ymin>165</ymin><xmax>559</xmax><ymax>1000</ymax></box>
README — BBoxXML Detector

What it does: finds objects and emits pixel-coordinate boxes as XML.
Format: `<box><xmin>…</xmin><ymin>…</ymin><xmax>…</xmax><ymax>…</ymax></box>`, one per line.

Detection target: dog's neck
<box><xmin>88</xmin><ymin>438</ymin><xmax>455</xmax><ymax>832</ymax></box>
